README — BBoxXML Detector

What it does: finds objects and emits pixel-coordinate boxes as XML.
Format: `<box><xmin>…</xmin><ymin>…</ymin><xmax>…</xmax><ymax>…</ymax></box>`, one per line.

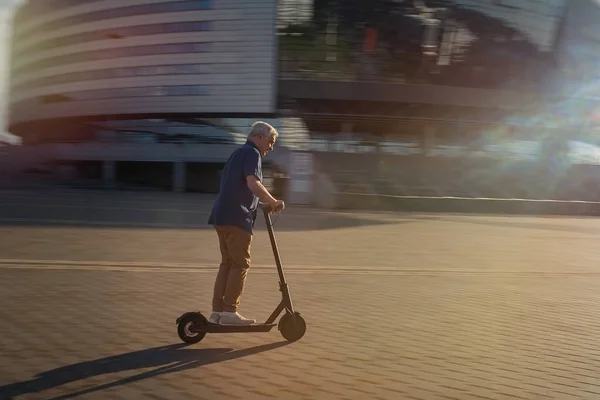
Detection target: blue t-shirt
<box><xmin>208</xmin><ymin>141</ymin><xmax>263</xmax><ymax>234</ymax></box>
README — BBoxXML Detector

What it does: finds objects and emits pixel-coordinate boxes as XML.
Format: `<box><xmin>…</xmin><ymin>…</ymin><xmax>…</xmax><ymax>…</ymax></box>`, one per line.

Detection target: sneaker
<box><xmin>219</xmin><ymin>311</ymin><xmax>256</xmax><ymax>325</ymax></box>
<box><xmin>208</xmin><ymin>312</ymin><xmax>221</xmax><ymax>324</ymax></box>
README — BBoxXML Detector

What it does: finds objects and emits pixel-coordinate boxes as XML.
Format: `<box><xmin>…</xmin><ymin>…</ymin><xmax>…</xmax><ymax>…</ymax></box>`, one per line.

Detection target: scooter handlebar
<box><xmin>259</xmin><ymin>202</ymin><xmax>284</xmax><ymax>213</ymax></box>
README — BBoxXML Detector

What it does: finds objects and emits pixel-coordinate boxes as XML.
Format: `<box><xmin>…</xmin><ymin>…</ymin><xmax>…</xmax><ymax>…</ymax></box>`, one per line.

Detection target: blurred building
<box><xmin>278</xmin><ymin>0</ymin><xmax>570</xmax><ymax>136</ymax></box>
<box><xmin>6</xmin><ymin>0</ymin><xmax>286</xmax><ymax>192</ymax></box>
<box><xmin>6</xmin><ymin>0</ymin><xmax>600</xmax><ymax>205</ymax></box>
<box><xmin>276</xmin><ymin>0</ymin><xmax>600</xmax><ymax>205</ymax></box>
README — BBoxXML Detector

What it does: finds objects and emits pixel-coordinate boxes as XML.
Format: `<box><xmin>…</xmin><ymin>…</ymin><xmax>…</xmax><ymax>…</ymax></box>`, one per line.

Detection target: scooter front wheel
<box><xmin>278</xmin><ymin>312</ymin><xmax>306</xmax><ymax>342</ymax></box>
<box><xmin>177</xmin><ymin>313</ymin><xmax>207</xmax><ymax>344</ymax></box>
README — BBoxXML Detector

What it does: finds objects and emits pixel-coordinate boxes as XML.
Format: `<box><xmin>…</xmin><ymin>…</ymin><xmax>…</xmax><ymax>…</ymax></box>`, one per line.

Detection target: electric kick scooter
<box><xmin>176</xmin><ymin>203</ymin><xmax>307</xmax><ymax>343</ymax></box>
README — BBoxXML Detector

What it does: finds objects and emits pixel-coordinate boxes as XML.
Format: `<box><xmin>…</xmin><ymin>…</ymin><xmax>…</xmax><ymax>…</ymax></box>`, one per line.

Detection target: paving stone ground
<box><xmin>1</xmin><ymin>188</ymin><xmax>600</xmax><ymax>399</ymax></box>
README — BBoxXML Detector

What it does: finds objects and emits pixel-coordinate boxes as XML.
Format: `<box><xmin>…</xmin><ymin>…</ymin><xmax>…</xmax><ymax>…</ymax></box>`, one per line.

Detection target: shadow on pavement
<box><xmin>0</xmin><ymin>187</ymin><xmax>441</xmax><ymax>231</ymax></box>
<box><xmin>0</xmin><ymin>209</ymin><xmax>422</xmax><ymax>232</ymax></box>
<box><xmin>0</xmin><ymin>341</ymin><xmax>288</xmax><ymax>399</ymax></box>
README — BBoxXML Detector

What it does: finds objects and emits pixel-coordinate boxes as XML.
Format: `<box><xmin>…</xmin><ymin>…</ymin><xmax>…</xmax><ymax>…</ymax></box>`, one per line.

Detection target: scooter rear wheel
<box><xmin>278</xmin><ymin>312</ymin><xmax>306</xmax><ymax>342</ymax></box>
<box><xmin>177</xmin><ymin>313</ymin><xmax>207</xmax><ymax>344</ymax></box>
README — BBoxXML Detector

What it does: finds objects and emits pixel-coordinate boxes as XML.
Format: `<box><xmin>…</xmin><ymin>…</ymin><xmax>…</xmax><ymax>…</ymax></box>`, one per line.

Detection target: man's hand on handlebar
<box><xmin>261</xmin><ymin>199</ymin><xmax>285</xmax><ymax>213</ymax></box>
<box><xmin>272</xmin><ymin>199</ymin><xmax>285</xmax><ymax>213</ymax></box>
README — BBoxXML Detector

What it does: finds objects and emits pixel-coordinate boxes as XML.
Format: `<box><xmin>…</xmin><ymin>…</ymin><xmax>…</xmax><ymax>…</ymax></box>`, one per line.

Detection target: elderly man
<box><xmin>207</xmin><ymin>121</ymin><xmax>285</xmax><ymax>325</ymax></box>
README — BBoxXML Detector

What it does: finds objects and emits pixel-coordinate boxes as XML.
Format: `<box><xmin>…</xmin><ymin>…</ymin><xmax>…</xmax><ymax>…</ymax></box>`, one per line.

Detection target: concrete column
<box><xmin>341</xmin><ymin>122</ymin><xmax>353</xmax><ymax>134</ymax></box>
<box><xmin>102</xmin><ymin>160</ymin><xmax>116</xmax><ymax>189</ymax></box>
<box><xmin>287</xmin><ymin>151</ymin><xmax>315</xmax><ymax>205</ymax></box>
<box><xmin>422</xmin><ymin>125</ymin><xmax>437</xmax><ymax>156</ymax></box>
<box><xmin>173</xmin><ymin>161</ymin><xmax>186</xmax><ymax>193</ymax></box>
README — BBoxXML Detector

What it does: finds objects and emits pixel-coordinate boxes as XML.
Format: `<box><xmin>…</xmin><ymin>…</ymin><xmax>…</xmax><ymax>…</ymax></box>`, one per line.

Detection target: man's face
<box><xmin>257</xmin><ymin>133</ymin><xmax>276</xmax><ymax>156</ymax></box>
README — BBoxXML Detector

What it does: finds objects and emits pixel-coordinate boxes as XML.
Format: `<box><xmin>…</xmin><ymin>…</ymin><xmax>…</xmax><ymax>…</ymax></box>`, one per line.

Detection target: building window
<box><xmin>14</xmin><ymin>21</ymin><xmax>213</xmax><ymax>57</ymax></box>
<box><xmin>40</xmin><ymin>85</ymin><xmax>210</xmax><ymax>103</ymax></box>
<box><xmin>14</xmin><ymin>0</ymin><xmax>105</xmax><ymax>26</ymax></box>
<box><xmin>14</xmin><ymin>0</ymin><xmax>213</xmax><ymax>42</ymax></box>
<box><xmin>15</xmin><ymin>42</ymin><xmax>212</xmax><ymax>78</ymax></box>
<box><xmin>14</xmin><ymin>64</ymin><xmax>214</xmax><ymax>91</ymax></box>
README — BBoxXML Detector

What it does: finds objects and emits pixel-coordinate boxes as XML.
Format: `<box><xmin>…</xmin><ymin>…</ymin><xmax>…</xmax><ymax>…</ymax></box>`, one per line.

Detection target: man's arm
<box><xmin>243</xmin><ymin>150</ymin><xmax>285</xmax><ymax>211</ymax></box>
<box><xmin>246</xmin><ymin>175</ymin><xmax>277</xmax><ymax>205</ymax></box>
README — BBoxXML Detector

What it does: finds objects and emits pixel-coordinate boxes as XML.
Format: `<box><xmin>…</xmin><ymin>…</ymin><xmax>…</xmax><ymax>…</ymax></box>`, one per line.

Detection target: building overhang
<box><xmin>278</xmin><ymin>79</ymin><xmax>565</xmax><ymax>112</ymax></box>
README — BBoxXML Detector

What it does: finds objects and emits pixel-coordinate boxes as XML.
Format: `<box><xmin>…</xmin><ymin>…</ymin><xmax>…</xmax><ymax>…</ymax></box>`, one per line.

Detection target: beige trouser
<box><xmin>212</xmin><ymin>225</ymin><xmax>252</xmax><ymax>313</ymax></box>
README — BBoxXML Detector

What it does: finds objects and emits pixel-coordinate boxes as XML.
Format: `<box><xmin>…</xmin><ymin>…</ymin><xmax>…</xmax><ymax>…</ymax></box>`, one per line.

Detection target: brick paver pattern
<box><xmin>1</xmin><ymin>189</ymin><xmax>600</xmax><ymax>399</ymax></box>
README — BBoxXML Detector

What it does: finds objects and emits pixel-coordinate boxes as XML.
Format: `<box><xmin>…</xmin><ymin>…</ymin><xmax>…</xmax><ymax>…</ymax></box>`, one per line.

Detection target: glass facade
<box><xmin>452</xmin><ymin>0</ymin><xmax>566</xmax><ymax>52</ymax></box>
<box><xmin>277</xmin><ymin>0</ymin><xmax>566</xmax><ymax>90</ymax></box>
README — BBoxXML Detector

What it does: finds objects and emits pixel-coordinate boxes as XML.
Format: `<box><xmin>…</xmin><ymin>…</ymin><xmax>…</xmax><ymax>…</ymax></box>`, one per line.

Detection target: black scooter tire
<box><xmin>278</xmin><ymin>312</ymin><xmax>306</xmax><ymax>342</ymax></box>
<box><xmin>177</xmin><ymin>313</ymin><xmax>207</xmax><ymax>344</ymax></box>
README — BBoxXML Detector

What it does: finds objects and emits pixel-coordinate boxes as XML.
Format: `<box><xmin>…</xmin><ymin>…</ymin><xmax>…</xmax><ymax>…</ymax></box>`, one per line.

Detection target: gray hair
<box><xmin>247</xmin><ymin>121</ymin><xmax>278</xmax><ymax>139</ymax></box>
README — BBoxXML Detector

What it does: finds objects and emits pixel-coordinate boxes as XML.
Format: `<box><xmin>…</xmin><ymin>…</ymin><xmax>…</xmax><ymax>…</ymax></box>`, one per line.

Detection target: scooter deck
<box><xmin>191</xmin><ymin>323</ymin><xmax>277</xmax><ymax>334</ymax></box>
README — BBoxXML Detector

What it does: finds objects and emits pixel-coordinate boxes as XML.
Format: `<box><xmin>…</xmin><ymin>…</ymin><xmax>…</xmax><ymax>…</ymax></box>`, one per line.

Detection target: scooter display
<box><xmin>176</xmin><ymin>203</ymin><xmax>306</xmax><ymax>343</ymax></box>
